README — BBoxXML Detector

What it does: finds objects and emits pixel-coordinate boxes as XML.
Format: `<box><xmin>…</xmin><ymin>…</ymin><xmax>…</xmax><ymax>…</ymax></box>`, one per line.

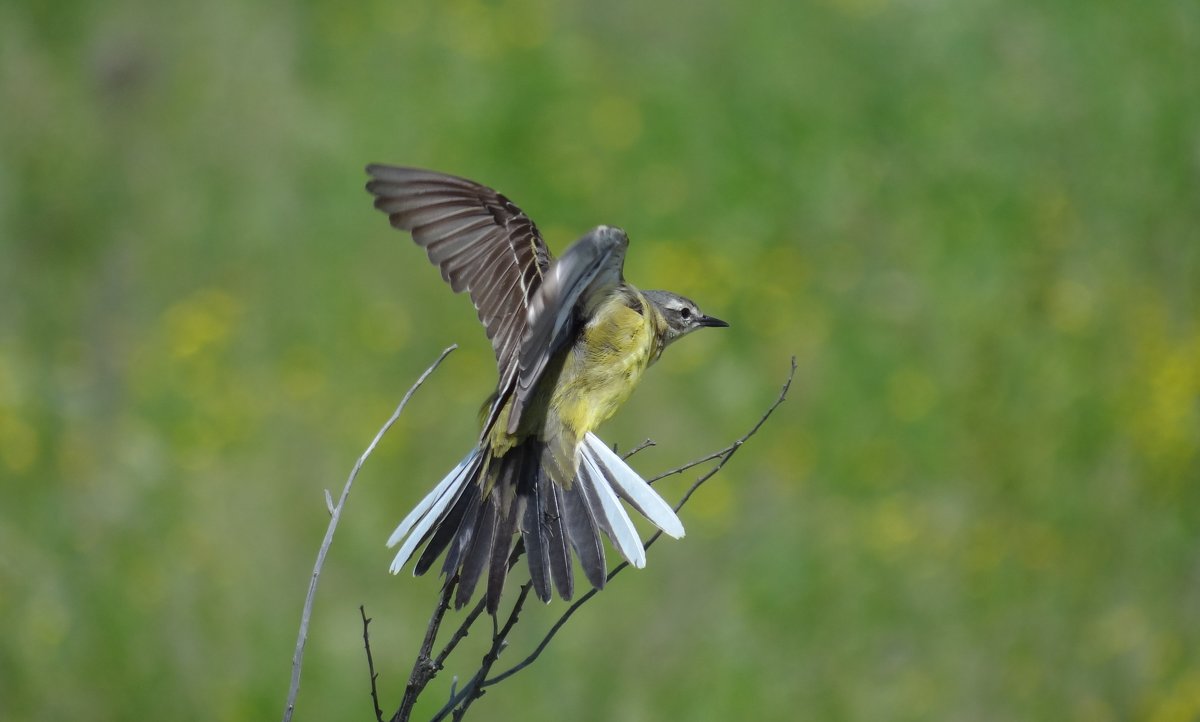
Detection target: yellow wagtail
<box><xmin>366</xmin><ymin>166</ymin><xmax>728</xmax><ymax>613</ymax></box>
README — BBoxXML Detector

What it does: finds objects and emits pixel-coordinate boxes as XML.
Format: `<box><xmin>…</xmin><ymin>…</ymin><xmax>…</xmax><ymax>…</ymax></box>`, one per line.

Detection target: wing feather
<box><xmin>507</xmin><ymin>226</ymin><xmax>630</xmax><ymax>433</ymax></box>
<box><xmin>395</xmin><ymin>202</ymin><xmax>482</xmax><ymax>230</ymax></box>
<box><xmin>366</xmin><ymin>166</ymin><xmax>551</xmax><ymax>425</ymax></box>
<box><xmin>366</xmin><ymin>167</ymin><xmax>631</xmax><ymax>438</ymax></box>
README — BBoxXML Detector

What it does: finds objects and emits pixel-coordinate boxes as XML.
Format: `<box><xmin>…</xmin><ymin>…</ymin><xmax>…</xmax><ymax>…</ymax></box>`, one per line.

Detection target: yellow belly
<box><xmin>550</xmin><ymin>293</ymin><xmax>660</xmax><ymax>440</ymax></box>
<box><xmin>480</xmin><ymin>289</ymin><xmax>667</xmax><ymax>486</ymax></box>
<box><xmin>483</xmin><ymin>289</ymin><xmax>662</xmax><ymax>487</ymax></box>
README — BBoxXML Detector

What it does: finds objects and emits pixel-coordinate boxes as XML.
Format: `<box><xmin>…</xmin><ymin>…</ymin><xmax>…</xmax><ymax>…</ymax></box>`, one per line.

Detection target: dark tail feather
<box><xmin>522</xmin><ymin>486</ymin><xmax>550</xmax><ymax>602</ymax></box>
<box><xmin>484</xmin><ymin>448</ymin><xmax>527</xmax><ymax>613</ymax></box>
<box><xmin>561</xmin><ymin>480</ymin><xmax>607</xmax><ymax>590</ymax></box>
<box><xmin>414</xmin><ymin>481</ymin><xmax>479</xmax><ymax>576</ymax></box>
<box><xmin>397</xmin><ymin>436</ymin><xmax>676</xmax><ymax>609</ymax></box>
<box><xmin>486</xmin><ymin>494</ymin><xmax>521</xmax><ymax>614</ymax></box>
<box><xmin>542</xmin><ymin>473</ymin><xmax>574</xmax><ymax>600</ymax></box>
<box><xmin>520</xmin><ymin>445</ymin><xmax>552</xmax><ymax>603</ymax></box>
<box><xmin>387</xmin><ymin>448</ymin><xmax>483</xmax><ymax>574</ymax></box>
<box><xmin>456</xmin><ymin>494</ymin><xmax>498</xmax><ymax>609</ymax></box>
<box><xmin>408</xmin><ymin>441</ymin><xmax>554</xmax><ymax>612</ymax></box>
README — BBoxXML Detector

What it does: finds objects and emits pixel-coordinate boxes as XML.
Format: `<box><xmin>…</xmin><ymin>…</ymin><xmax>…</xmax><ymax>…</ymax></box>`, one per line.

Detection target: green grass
<box><xmin>2</xmin><ymin>0</ymin><xmax>1198</xmax><ymax>719</ymax></box>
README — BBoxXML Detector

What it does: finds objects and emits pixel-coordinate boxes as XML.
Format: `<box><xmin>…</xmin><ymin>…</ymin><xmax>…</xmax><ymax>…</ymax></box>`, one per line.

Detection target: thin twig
<box><xmin>621</xmin><ymin>438</ymin><xmax>657</xmax><ymax>460</ymax></box>
<box><xmin>669</xmin><ymin>356</ymin><xmax>796</xmax><ymax>510</ymax></box>
<box><xmin>391</xmin><ymin>575</ymin><xmax>459</xmax><ymax>722</ymax></box>
<box><xmin>480</xmin><ymin>581</ymin><xmax>604</xmax><ymax>688</ymax></box>
<box><xmin>361</xmin><ymin>606</ymin><xmax>385</xmax><ymax>722</ymax></box>
<box><xmin>433</xmin><ymin>598</ymin><xmax>487</xmax><ymax>670</ymax></box>
<box><xmin>412</xmin><ymin>542</ymin><xmax>530</xmax><ymax>714</ymax></box>
<box><xmin>482</xmin><ymin>357</ymin><xmax>797</xmax><ymax>688</ymax></box>
<box><xmin>389</xmin><ymin>542</ymin><xmax>527</xmax><ymax>722</ymax></box>
<box><xmin>281</xmin><ymin>344</ymin><xmax>457</xmax><ymax>722</ymax></box>
<box><xmin>431</xmin><ymin>582</ymin><xmax>535</xmax><ymax>722</ymax></box>
<box><xmin>645</xmin><ymin>449</ymin><xmax>726</xmax><ymax>484</ymax></box>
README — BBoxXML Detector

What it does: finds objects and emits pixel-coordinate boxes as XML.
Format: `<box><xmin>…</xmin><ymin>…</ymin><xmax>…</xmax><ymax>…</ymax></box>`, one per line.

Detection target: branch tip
<box><xmin>282</xmin><ymin>345</ymin><xmax>457</xmax><ymax>722</ymax></box>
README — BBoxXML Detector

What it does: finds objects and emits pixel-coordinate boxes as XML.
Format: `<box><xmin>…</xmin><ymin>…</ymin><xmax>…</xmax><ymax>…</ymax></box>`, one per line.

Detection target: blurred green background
<box><xmin>2</xmin><ymin>0</ymin><xmax>1198</xmax><ymax>719</ymax></box>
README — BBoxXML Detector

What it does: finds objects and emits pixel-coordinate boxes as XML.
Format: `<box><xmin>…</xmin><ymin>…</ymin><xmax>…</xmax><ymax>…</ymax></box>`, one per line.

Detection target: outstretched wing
<box><xmin>365</xmin><ymin>165</ymin><xmax>551</xmax><ymax>421</ymax></box>
<box><xmin>508</xmin><ymin>225</ymin><xmax>629</xmax><ymax>433</ymax></box>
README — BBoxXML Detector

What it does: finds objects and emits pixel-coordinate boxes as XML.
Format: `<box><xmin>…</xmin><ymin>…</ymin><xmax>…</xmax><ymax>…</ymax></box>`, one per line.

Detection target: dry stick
<box><xmin>620</xmin><ymin>438</ymin><xmax>657</xmax><ymax>459</ymax></box>
<box><xmin>281</xmin><ymin>344</ymin><xmax>457</xmax><ymax>722</ymax></box>
<box><xmin>421</xmin><ymin>544</ymin><xmax>535</xmax><ymax>722</ymax></box>
<box><xmin>433</xmin><ymin>596</ymin><xmax>487</xmax><ymax>671</ymax></box>
<box><xmin>391</xmin><ymin>575</ymin><xmax>459</xmax><ymax>722</ymax></box>
<box><xmin>389</xmin><ymin>543</ymin><xmax>528</xmax><ymax>722</ymax></box>
<box><xmin>361</xmin><ymin>607</ymin><xmax>385</xmax><ymax>722</ymax></box>
<box><xmin>432</xmin><ymin>543</ymin><xmax>526</xmax><ymax>669</ymax></box>
<box><xmin>434</xmin><ymin>582</ymin><xmax>535</xmax><ymax>722</ymax></box>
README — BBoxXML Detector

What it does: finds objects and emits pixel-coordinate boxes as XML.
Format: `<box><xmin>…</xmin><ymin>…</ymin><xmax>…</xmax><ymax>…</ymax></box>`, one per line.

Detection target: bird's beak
<box><xmin>699</xmin><ymin>314</ymin><xmax>729</xmax><ymax>328</ymax></box>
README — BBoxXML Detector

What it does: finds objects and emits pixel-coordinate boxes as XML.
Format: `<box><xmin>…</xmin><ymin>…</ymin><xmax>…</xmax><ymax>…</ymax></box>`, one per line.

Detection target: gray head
<box><xmin>643</xmin><ymin>289</ymin><xmax>729</xmax><ymax>346</ymax></box>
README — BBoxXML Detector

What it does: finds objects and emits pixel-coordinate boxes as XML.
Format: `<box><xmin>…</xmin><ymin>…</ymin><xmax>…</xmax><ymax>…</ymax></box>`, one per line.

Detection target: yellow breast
<box><xmin>550</xmin><ymin>290</ymin><xmax>662</xmax><ymax>439</ymax></box>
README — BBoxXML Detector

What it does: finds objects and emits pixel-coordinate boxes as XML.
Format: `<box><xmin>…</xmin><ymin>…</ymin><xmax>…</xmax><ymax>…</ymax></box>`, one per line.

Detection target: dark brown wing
<box><xmin>365</xmin><ymin>165</ymin><xmax>551</xmax><ymax>425</ymax></box>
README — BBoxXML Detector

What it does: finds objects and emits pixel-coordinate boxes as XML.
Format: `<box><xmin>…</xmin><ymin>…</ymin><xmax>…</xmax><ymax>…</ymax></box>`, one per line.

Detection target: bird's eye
<box><xmin>680</xmin><ymin>307</ymin><xmax>692</xmax><ymax>320</ymax></box>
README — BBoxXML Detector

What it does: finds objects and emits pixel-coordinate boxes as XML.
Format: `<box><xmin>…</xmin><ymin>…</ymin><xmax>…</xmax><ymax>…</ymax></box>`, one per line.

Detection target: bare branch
<box><xmin>478</xmin><ymin>581</ymin><xmax>602</xmax><ymax>688</ymax></box>
<box><xmin>621</xmin><ymin>438</ymin><xmax>657</xmax><ymax>460</ymax></box>
<box><xmin>282</xmin><ymin>344</ymin><xmax>457</xmax><ymax>722</ymax></box>
<box><xmin>361</xmin><ymin>606</ymin><xmax>385</xmax><ymax>722</ymax></box>
<box><xmin>390</xmin><ymin>574</ymin><xmax>458</xmax><ymax>722</ymax></box>
<box><xmin>665</xmin><ymin>356</ymin><xmax>796</xmax><ymax>510</ymax></box>
<box><xmin>434</xmin><ymin>598</ymin><xmax>487</xmax><ymax>671</ymax></box>
<box><xmin>430</xmin><ymin>582</ymin><xmax>535</xmax><ymax>721</ymax></box>
<box><xmin>389</xmin><ymin>542</ymin><xmax>528</xmax><ymax>721</ymax></box>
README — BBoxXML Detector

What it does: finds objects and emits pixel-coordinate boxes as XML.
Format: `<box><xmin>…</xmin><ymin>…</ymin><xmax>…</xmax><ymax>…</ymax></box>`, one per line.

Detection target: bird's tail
<box><xmin>387</xmin><ymin>433</ymin><xmax>684</xmax><ymax>613</ymax></box>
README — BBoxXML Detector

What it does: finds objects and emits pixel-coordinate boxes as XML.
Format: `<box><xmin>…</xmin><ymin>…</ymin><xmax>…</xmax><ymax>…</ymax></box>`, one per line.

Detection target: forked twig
<box><xmin>390</xmin><ymin>575</ymin><xmax>459</xmax><ymax>722</ymax></box>
<box><xmin>430</xmin><ymin>582</ymin><xmax>535</xmax><ymax>722</ymax></box>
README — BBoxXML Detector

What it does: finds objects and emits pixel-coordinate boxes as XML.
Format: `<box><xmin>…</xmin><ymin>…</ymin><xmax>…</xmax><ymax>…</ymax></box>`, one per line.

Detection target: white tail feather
<box><xmin>387</xmin><ymin>447</ymin><xmax>480</xmax><ymax>574</ymax></box>
<box><xmin>582</xmin><ymin>433</ymin><xmax>685</xmax><ymax>539</ymax></box>
<box><xmin>580</xmin><ymin>454</ymin><xmax>647</xmax><ymax>568</ymax></box>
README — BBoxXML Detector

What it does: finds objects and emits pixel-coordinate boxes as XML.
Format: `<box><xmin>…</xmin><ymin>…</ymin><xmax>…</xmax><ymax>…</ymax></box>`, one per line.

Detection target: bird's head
<box><xmin>642</xmin><ymin>290</ymin><xmax>729</xmax><ymax>346</ymax></box>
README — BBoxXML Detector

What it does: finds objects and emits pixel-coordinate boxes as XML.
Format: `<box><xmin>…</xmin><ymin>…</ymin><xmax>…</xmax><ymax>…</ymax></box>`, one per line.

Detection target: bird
<box><xmin>365</xmin><ymin>165</ymin><xmax>728</xmax><ymax>614</ymax></box>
